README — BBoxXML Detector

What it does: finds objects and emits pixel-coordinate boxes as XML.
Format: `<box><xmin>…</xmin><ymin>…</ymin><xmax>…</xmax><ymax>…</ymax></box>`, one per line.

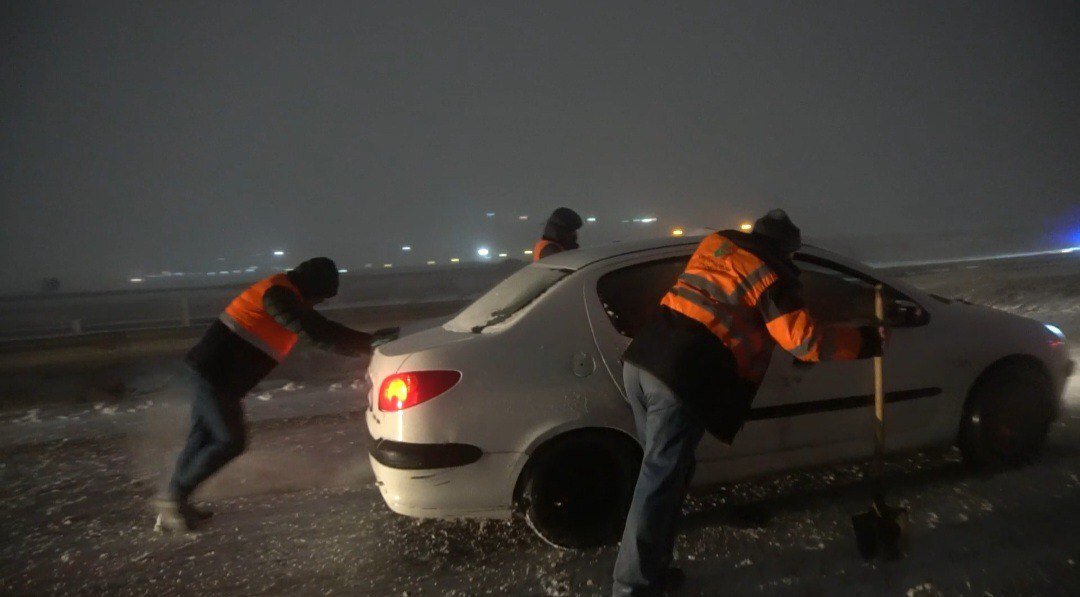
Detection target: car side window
<box><xmin>794</xmin><ymin>255</ymin><xmax>929</xmax><ymax>327</ymax></box>
<box><xmin>795</xmin><ymin>260</ymin><xmax>877</xmax><ymax>324</ymax></box>
<box><xmin>597</xmin><ymin>257</ymin><xmax>688</xmax><ymax>338</ymax></box>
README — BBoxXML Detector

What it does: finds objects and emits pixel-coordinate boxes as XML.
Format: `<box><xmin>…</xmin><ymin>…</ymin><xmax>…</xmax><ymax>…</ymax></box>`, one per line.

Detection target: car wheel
<box><xmin>519</xmin><ymin>433</ymin><xmax>641</xmax><ymax>549</ymax></box>
<box><xmin>959</xmin><ymin>361</ymin><xmax>1054</xmax><ymax>468</ymax></box>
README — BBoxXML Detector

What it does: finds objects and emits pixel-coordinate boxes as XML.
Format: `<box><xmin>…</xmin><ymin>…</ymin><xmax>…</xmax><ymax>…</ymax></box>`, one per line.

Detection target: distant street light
<box><xmin>518</xmin><ymin>215</ymin><xmax>529</xmax><ymax>220</ymax></box>
<box><xmin>427</xmin><ymin>260</ymin><xmax>437</xmax><ymax>265</ymax></box>
<box><xmin>273</xmin><ymin>250</ymin><xmax>285</xmax><ymax>257</ymax></box>
<box><xmin>450</xmin><ymin>257</ymin><xmax>460</xmax><ymax>263</ymax></box>
<box><xmin>402</xmin><ymin>245</ymin><xmax>412</xmax><ymax>252</ymax></box>
<box><xmin>497</xmin><ymin>253</ymin><xmax>508</xmax><ymax>258</ymax></box>
<box><xmin>130</xmin><ymin>277</ymin><xmax>144</xmax><ymax>283</ymax></box>
<box><xmin>383</xmin><ymin>263</ymin><xmax>393</xmax><ymax>268</ymax></box>
<box><xmin>672</xmin><ymin>228</ymin><xmax>685</xmax><ymax>237</ymax></box>
<box><xmin>586</xmin><ymin>216</ymin><xmax>597</xmax><ymax>223</ymax></box>
<box><xmin>338</xmin><ymin>269</ymin><xmax>348</xmax><ymax>274</ymax></box>
<box><xmin>739</xmin><ymin>222</ymin><xmax>753</xmax><ymax>231</ymax></box>
<box><xmin>523</xmin><ymin>249</ymin><xmax>534</xmax><ymax>255</ymax></box>
<box><xmin>486</xmin><ymin>212</ymin><xmax>495</xmax><ymax>217</ymax></box>
<box><xmin>477</xmin><ymin>247</ymin><xmax>490</xmax><ymax>257</ymax></box>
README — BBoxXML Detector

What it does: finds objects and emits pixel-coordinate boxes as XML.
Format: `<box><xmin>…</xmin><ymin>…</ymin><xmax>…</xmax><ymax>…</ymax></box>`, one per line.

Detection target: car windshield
<box><xmin>445</xmin><ymin>266</ymin><xmax>572</xmax><ymax>333</ymax></box>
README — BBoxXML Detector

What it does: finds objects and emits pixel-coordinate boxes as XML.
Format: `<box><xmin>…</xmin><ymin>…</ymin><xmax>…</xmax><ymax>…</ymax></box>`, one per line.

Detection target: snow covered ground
<box><xmin>0</xmin><ymin>255</ymin><xmax>1077</xmax><ymax>596</ymax></box>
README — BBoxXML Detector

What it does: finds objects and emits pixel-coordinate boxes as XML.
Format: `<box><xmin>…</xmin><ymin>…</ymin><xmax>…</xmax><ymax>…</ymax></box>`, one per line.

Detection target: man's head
<box><xmin>543</xmin><ymin>207</ymin><xmax>583</xmax><ymax>249</ymax></box>
<box><xmin>288</xmin><ymin>257</ymin><xmax>339</xmax><ymax>303</ymax></box>
<box><xmin>751</xmin><ymin>209</ymin><xmax>802</xmax><ymax>256</ymax></box>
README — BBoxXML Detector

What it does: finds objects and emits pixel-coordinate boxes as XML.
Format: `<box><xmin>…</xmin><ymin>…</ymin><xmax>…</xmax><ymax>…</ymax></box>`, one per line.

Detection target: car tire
<box><xmin>518</xmin><ymin>432</ymin><xmax>642</xmax><ymax>549</ymax></box>
<box><xmin>958</xmin><ymin>360</ymin><xmax>1055</xmax><ymax>469</ymax></box>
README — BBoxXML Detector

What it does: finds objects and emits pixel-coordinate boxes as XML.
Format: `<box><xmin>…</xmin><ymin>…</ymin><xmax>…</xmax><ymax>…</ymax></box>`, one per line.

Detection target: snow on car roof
<box><xmin>533</xmin><ymin>234</ymin><xmax>865</xmax><ymax>272</ymax></box>
<box><xmin>533</xmin><ymin>235</ymin><xmax>705</xmax><ymax>270</ymax></box>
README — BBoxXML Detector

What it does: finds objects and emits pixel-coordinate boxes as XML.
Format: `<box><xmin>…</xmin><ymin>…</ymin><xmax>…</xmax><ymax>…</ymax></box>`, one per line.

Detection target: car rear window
<box><xmin>597</xmin><ymin>257</ymin><xmax>688</xmax><ymax>338</ymax></box>
<box><xmin>445</xmin><ymin>266</ymin><xmax>571</xmax><ymax>333</ymax></box>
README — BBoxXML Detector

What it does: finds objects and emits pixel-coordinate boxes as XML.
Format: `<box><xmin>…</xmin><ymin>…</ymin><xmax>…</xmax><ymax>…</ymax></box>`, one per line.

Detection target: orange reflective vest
<box><xmin>660</xmin><ymin>233</ymin><xmax>863</xmax><ymax>383</ymax></box>
<box><xmin>219</xmin><ymin>274</ymin><xmax>305</xmax><ymax>362</ymax></box>
<box><xmin>533</xmin><ymin>239</ymin><xmax>564</xmax><ymax>261</ymax></box>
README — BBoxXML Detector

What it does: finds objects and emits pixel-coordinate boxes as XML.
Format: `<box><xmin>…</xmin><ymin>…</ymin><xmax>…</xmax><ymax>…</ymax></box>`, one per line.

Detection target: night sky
<box><xmin>2</xmin><ymin>1</ymin><xmax>1078</xmax><ymax>292</ymax></box>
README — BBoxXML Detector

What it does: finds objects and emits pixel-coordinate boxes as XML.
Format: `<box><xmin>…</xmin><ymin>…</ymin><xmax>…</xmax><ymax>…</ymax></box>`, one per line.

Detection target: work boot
<box><xmin>180</xmin><ymin>501</ymin><xmax>213</xmax><ymax>522</ymax></box>
<box><xmin>152</xmin><ymin>498</ymin><xmax>192</xmax><ymax>534</ymax></box>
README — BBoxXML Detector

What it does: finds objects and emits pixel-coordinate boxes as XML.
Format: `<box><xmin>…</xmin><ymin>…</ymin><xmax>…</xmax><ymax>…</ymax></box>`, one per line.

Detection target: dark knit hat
<box><xmin>289</xmin><ymin>257</ymin><xmax>339</xmax><ymax>300</ymax></box>
<box><xmin>547</xmin><ymin>207</ymin><xmax>583</xmax><ymax>231</ymax></box>
<box><xmin>751</xmin><ymin>209</ymin><xmax>802</xmax><ymax>254</ymax></box>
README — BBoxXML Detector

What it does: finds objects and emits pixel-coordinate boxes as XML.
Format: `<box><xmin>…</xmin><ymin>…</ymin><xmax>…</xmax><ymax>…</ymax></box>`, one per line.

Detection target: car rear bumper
<box><xmin>370</xmin><ymin>439</ymin><xmax>483</xmax><ymax>470</ymax></box>
<box><xmin>369</xmin><ymin>451</ymin><xmax>527</xmax><ymax>519</ymax></box>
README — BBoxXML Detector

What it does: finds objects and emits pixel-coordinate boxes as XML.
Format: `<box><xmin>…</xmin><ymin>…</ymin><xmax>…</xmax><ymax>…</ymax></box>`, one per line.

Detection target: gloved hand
<box><xmin>858</xmin><ymin>325</ymin><xmax>889</xmax><ymax>358</ymax></box>
<box><xmin>371</xmin><ymin>327</ymin><xmax>400</xmax><ymax>348</ymax></box>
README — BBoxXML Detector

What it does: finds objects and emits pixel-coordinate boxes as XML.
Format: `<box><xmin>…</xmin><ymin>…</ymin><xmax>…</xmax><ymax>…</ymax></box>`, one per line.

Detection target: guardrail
<box><xmin>0</xmin><ymin>262</ymin><xmax>523</xmax><ymax>343</ymax></box>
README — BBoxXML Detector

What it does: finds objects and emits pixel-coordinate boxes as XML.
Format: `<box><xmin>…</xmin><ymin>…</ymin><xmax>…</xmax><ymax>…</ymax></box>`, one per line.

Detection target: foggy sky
<box><xmin>2</xmin><ymin>1</ymin><xmax>1078</xmax><ymax>292</ymax></box>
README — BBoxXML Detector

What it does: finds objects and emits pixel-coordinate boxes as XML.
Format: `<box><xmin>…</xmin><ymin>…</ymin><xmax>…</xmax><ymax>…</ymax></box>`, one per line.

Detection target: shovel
<box><xmin>851</xmin><ymin>284</ymin><xmax>910</xmax><ymax>560</ymax></box>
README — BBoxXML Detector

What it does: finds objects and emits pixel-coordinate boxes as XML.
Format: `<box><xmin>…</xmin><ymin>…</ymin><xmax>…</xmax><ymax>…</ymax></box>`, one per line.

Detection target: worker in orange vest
<box><xmin>533</xmin><ymin>207</ymin><xmax>583</xmax><ymax>261</ymax></box>
<box><xmin>612</xmin><ymin>210</ymin><xmax>887</xmax><ymax>595</ymax></box>
<box><xmin>154</xmin><ymin>257</ymin><xmax>395</xmax><ymax>532</ymax></box>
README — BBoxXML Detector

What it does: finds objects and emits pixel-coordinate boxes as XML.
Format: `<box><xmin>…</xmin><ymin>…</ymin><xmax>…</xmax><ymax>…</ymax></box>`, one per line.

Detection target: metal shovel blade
<box><xmin>852</xmin><ymin>498</ymin><xmax>910</xmax><ymax>561</ymax></box>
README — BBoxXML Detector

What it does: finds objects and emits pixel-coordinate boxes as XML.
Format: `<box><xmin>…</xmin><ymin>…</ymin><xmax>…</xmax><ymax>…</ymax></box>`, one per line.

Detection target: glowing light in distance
<box><xmin>427</xmin><ymin>260</ymin><xmax>436</xmax><ymax>265</ymax></box>
<box><xmin>586</xmin><ymin>216</ymin><xmax>597</xmax><ymax>223</ymax></box>
<box><xmin>739</xmin><ymin>222</ymin><xmax>753</xmax><ymax>231</ymax></box>
<box><xmin>524</xmin><ymin>249</ymin><xmax>534</xmax><ymax>255</ymax></box>
<box><xmin>498</xmin><ymin>253</ymin><xmax>507</xmax><ymax>258</ymax></box>
<box><xmin>383</xmin><ymin>264</ymin><xmax>393</xmax><ymax>268</ymax></box>
<box><xmin>518</xmin><ymin>215</ymin><xmax>529</xmax><ymax>220</ymax></box>
<box><xmin>273</xmin><ymin>250</ymin><xmax>285</xmax><ymax>256</ymax></box>
<box><xmin>477</xmin><ymin>247</ymin><xmax>490</xmax><ymax>257</ymax></box>
<box><xmin>401</xmin><ymin>246</ymin><xmax>412</xmax><ymax>252</ymax></box>
<box><xmin>450</xmin><ymin>258</ymin><xmax>460</xmax><ymax>263</ymax></box>
<box><xmin>130</xmin><ymin>277</ymin><xmax>144</xmax><ymax>283</ymax></box>
<box><xmin>338</xmin><ymin>269</ymin><xmax>348</xmax><ymax>273</ymax></box>
<box><xmin>672</xmin><ymin>228</ymin><xmax>684</xmax><ymax>237</ymax></box>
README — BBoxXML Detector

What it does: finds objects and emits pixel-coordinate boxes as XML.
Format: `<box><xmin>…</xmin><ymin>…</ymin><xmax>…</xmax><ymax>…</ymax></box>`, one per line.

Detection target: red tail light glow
<box><xmin>379</xmin><ymin>370</ymin><xmax>461</xmax><ymax>412</ymax></box>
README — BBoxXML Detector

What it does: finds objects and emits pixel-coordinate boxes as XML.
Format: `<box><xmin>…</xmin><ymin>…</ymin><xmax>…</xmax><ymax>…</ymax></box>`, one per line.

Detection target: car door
<box><xmin>581</xmin><ymin>251</ymin><xmax>793</xmax><ymax>473</ymax></box>
<box><xmin>752</xmin><ymin>252</ymin><xmax>945</xmax><ymax>458</ymax></box>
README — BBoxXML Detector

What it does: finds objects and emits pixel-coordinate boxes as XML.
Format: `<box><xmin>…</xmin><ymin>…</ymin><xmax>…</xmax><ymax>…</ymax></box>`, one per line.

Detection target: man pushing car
<box><xmin>154</xmin><ymin>257</ymin><xmax>395</xmax><ymax>532</ymax></box>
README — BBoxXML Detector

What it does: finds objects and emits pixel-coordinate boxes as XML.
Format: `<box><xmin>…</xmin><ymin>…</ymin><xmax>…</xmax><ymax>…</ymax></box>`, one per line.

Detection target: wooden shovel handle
<box><xmin>873</xmin><ymin>284</ymin><xmax>886</xmax><ymax>470</ymax></box>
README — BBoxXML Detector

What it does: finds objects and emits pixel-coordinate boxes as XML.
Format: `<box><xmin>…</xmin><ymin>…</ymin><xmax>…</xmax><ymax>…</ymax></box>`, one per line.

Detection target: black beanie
<box><xmin>548</xmin><ymin>207</ymin><xmax>583</xmax><ymax>231</ymax></box>
<box><xmin>289</xmin><ymin>257</ymin><xmax>339</xmax><ymax>300</ymax></box>
<box><xmin>751</xmin><ymin>209</ymin><xmax>802</xmax><ymax>254</ymax></box>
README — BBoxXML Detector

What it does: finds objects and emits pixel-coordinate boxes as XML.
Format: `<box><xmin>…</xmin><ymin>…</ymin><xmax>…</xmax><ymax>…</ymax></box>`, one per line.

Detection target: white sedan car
<box><xmin>365</xmin><ymin>237</ymin><xmax>1073</xmax><ymax>547</ymax></box>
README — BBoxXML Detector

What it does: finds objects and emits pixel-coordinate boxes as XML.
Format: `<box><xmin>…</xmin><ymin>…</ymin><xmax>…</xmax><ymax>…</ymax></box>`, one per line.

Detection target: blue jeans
<box><xmin>166</xmin><ymin>366</ymin><xmax>247</xmax><ymax>501</ymax></box>
<box><xmin>613</xmin><ymin>362</ymin><xmax>705</xmax><ymax>597</ymax></box>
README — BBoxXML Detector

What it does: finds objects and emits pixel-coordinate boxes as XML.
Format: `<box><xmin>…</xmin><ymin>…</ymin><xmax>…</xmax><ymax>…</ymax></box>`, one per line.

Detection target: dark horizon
<box><xmin>3</xmin><ymin>1</ymin><xmax>1078</xmax><ymax>292</ymax></box>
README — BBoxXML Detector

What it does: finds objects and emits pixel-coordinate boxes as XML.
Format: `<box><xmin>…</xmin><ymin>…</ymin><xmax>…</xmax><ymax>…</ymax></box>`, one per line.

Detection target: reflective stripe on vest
<box><xmin>220</xmin><ymin>274</ymin><xmax>302</xmax><ymax>361</ymax></box>
<box><xmin>662</xmin><ymin>233</ymin><xmax>863</xmax><ymax>381</ymax></box>
<box><xmin>533</xmin><ymin>239</ymin><xmax>563</xmax><ymax>261</ymax></box>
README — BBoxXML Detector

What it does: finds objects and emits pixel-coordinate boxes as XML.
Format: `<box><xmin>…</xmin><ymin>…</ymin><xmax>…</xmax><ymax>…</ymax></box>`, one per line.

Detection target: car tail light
<box><xmin>379</xmin><ymin>370</ymin><xmax>461</xmax><ymax>412</ymax></box>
